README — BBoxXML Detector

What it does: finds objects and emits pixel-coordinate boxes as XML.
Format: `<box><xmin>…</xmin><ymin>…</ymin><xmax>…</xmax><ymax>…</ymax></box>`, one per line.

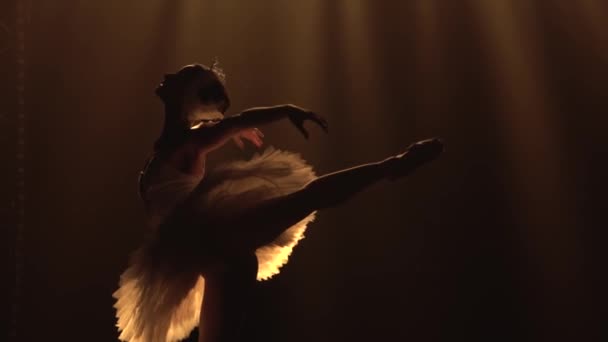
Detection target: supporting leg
<box><xmin>198</xmin><ymin>253</ymin><xmax>258</xmax><ymax>342</ymax></box>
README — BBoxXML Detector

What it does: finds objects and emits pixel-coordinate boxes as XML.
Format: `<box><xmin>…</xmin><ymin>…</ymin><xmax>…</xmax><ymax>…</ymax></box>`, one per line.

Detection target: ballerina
<box><xmin>113</xmin><ymin>63</ymin><xmax>443</xmax><ymax>342</ymax></box>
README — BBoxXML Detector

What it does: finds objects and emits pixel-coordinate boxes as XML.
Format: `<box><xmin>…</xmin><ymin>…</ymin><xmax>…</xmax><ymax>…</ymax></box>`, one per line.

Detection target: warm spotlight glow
<box><xmin>413</xmin><ymin>0</ymin><xmax>443</xmax><ymax>128</ymax></box>
<box><xmin>471</xmin><ymin>0</ymin><xmax>583</xmax><ymax>334</ymax></box>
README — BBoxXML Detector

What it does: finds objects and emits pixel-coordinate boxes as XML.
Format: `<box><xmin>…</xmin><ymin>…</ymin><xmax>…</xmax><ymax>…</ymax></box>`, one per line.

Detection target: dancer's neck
<box><xmin>154</xmin><ymin>104</ymin><xmax>186</xmax><ymax>152</ymax></box>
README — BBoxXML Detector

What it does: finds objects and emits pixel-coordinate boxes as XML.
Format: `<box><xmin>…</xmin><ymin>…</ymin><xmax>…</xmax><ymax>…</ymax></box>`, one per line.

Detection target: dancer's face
<box><xmin>156</xmin><ymin>64</ymin><xmax>230</xmax><ymax>119</ymax></box>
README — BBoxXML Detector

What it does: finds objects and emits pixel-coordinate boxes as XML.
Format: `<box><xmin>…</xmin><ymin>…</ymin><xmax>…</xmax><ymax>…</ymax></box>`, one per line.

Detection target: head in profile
<box><xmin>156</xmin><ymin>62</ymin><xmax>230</xmax><ymax>126</ymax></box>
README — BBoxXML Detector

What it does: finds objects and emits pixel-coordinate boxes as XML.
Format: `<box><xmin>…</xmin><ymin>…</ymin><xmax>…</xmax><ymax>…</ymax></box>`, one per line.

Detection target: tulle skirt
<box><xmin>113</xmin><ymin>148</ymin><xmax>317</xmax><ymax>342</ymax></box>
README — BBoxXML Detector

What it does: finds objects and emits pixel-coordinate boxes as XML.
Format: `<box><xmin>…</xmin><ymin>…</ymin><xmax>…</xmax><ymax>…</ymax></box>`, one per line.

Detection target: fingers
<box><xmin>288</xmin><ymin>107</ymin><xmax>327</xmax><ymax>138</ymax></box>
<box><xmin>253</xmin><ymin>134</ymin><xmax>264</xmax><ymax>147</ymax></box>
<box><xmin>253</xmin><ymin>128</ymin><xmax>264</xmax><ymax>147</ymax></box>
<box><xmin>253</xmin><ymin>128</ymin><xmax>265</xmax><ymax>138</ymax></box>
<box><xmin>296</xmin><ymin>123</ymin><xmax>309</xmax><ymax>139</ymax></box>
<box><xmin>311</xmin><ymin>113</ymin><xmax>329</xmax><ymax>133</ymax></box>
<box><xmin>304</xmin><ymin>111</ymin><xmax>328</xmax><ymax>134</ymax></box>
<box><xmin>246</xmin><ymin>135</ymin><xmax>263</xmax><ymax>148</ymax></box>
<box><xmin>242</xmin><ymin>128</ymin><xmax>264</xmax><ymax>148</ymax></box>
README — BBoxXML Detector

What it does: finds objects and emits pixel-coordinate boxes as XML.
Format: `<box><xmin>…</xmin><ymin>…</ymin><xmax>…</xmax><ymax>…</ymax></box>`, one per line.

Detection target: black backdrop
<box><xmin>5</xmin><ymin>1</ymin><xmax>607</xmax><ymax>341</ymax></box>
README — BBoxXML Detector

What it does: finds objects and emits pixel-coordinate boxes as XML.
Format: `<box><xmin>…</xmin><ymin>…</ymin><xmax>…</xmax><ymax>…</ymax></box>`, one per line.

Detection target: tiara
<box><xmin>210</xmin><ymin>57</ymin><xmax>226</xmax><ymax>84</ymax></box>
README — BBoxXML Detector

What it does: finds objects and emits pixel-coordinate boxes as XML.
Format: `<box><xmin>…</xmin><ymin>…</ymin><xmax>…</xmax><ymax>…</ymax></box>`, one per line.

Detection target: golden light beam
<box><xmin>272</xmin><ymin>1</ymin><xmax>325</xmax><ymax>106</ymax></box>
<box><xmin>578</xmin><ymin>0</ymin><xmax>608</xmax><ymax>59</ymax></box>
<box><xmin>413</xmin><ymin>0</ymin><xmax>444</xmax><ymax>129</ymax></box>
<box><xmin>470</xmin><ymin>0</ymin><xmax>583</xmax><ymax>336</ymax></box>
<box><xmin>337</xmin><ymin>0</ymin><xmax>392</xmax><ymax>155</ymax></box>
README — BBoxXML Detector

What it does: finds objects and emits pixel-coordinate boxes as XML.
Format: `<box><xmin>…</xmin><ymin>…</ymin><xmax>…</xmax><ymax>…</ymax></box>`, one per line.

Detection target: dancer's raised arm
<box><xmin>233</xmin><ymin>104</ymin><xmax>328</xmax><ymax>137</ymax></box>
<box><xmin>188</xmin><ymin>104</ymin><xmax>328</xmax><ymax>151</ymax></box>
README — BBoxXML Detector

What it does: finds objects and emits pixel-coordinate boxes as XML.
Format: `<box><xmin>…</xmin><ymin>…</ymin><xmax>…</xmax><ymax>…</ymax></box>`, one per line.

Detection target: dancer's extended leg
<box><xmin>226</xmin><ymin>138</ymin><xmax>444</xmax><ymax>251</ymax></box>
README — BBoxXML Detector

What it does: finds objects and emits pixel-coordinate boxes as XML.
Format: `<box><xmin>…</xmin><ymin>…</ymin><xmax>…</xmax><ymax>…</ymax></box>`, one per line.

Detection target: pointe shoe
<box><xmin>385</xmin><ymin>138</ymin><xmax>444</xmax><ymax>180</ymax></box>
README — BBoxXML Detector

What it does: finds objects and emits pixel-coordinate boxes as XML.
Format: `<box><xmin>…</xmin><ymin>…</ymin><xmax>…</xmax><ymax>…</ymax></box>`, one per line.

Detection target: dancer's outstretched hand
<box><xmin>286</xmin><ymin>104</ymin><xmax>329</xmax><ymax>139</ymax></box>
<box><xmin>233</xmin><ymin>128</ymin><xmax>265</xmax><ymax>149</ymax></box>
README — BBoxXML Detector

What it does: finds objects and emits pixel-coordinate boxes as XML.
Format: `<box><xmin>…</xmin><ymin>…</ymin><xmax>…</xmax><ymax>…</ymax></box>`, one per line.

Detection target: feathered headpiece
<box><xmin>210</xmin><ymin>57</ymin><xmax>226</xmax><ymax>85</ymax></box>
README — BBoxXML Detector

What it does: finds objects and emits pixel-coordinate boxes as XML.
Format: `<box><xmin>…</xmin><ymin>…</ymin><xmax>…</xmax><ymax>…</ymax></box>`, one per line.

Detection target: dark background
<box><xmin>3</xmin><ymin>1</ymin><xmax>607</xmax><ymax>341</ymax></box>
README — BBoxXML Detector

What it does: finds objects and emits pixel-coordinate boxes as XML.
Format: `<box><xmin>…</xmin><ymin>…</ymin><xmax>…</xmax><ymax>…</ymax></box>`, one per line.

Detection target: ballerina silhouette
<box><xmin>113</xmin><ymin>63</ymin><xmax>443</xmax><ymax>342</ymax></box>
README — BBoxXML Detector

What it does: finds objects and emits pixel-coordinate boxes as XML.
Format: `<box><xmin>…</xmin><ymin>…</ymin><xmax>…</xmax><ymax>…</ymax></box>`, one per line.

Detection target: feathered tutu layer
<box><xmin>113</xmin><ymin>148</ymin><xmax>316</xmax><ymax>342</ymax></box>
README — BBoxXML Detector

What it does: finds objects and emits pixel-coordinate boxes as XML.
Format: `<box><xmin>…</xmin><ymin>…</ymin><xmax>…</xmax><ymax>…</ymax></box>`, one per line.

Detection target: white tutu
<box><xmin>113</xmin><ymin>147</ymin><xmax>317</xmax><ymax>342</ymax></box>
